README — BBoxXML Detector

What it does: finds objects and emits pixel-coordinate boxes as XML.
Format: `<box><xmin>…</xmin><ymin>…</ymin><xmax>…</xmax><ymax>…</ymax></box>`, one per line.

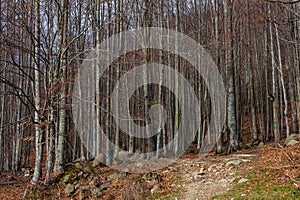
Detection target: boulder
<box><xmin>286</xmin><ymin>139</ymin><xmax>300</xmax><ymax>147</ymax></box>
<box><xmin>92</xmin><ymin>153</ymin><xmax>104</xmax><ymax>167</ymax></box>
<box><xmin>285</xmin><ymin>134</ymin><xmax>300</xmax><ymax>146</ymax></box>
<box><xmin>258</xmin><ymin>142</ymin><xmax>264</xmax><ymax>148</ymax></box>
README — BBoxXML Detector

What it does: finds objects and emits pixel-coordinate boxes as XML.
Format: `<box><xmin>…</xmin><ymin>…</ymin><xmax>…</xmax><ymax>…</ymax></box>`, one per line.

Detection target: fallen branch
<box><xmin>278</xmin><ymin>144</ymin><xmax>294</xmax><ymax>163</ymax></box>
<box><xmin>230</xmin><ymin>154</ymin><xmax>261</xmax><ymax>158</ymax></box>
<box><xmin>286</xmin><ymin>173</ymin><xmax>300</xmax><ymax>190</ymax></box>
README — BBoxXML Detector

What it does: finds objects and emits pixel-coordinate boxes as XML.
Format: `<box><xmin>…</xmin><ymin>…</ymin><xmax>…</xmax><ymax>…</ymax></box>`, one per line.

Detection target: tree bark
<box><xmin>224</xmin><ymin>0</ymin><xmax>239</xmax><ymax>153</ymax></box>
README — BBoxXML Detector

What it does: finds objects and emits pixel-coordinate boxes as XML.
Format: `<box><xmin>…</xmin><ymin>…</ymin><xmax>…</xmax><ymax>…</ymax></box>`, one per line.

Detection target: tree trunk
<box><xmin>31</xmin><ymin>0</ymin><xmax>42</xmax><ymax>184</ymax></box>
<box><xmin>269</xmin><ymin>10</ymin><xmax>280</xmax><ymax>146</ymax></box>
<box><xmin>54</xmin><ymin>0</ymin><xmax>69</xmax><ymax>172</ymax></box>
<box><xmin>224</xmin><ymin>0</ymin><xmax>238</xmax><ymax>153</ymax></box>
<box><xmin>275</xmin><ymin>23</ymin><xmax>290</xmax><ymax>137</ymax></box>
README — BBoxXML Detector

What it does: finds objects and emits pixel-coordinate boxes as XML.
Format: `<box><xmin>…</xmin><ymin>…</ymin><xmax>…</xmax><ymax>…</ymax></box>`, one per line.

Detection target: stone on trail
<box><xmin>226</xmin><ymin>160</ymin><xmax>241</xmax><ymax>167</ymax></box>
<box><xmin>238</xmin><ymin>178</ymin><xmax>249</xmax><ymax>184</ymax></box>
<box><xmin>65</xmin><ymin>183</ymin><xmax>75</xmax><ymax>197</ymax></box>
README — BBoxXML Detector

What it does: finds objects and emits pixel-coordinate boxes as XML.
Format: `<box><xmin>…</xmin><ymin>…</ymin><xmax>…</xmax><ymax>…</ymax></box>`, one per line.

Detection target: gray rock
<box><xmin>89</xmin><ymin>180</ymin><xmax>95</xmax><ymax>186</ymax></box>
<box><xmin>199</xmin><ymin>167</ymin><xmax>205</xmax><ymax>175</ymax></box>
<box><xmin>151</xmin><ymin>185</ymin><xmax>159</xmax><ymax>194</ymax></box>
<box><xmin>238</xmin><ymin>178</ymin><xmax>249</xmax><ymax>184</ymax></box>
<box><xmin>228</xmin><ymin>178</ymin><xmax>236</xmax><ymax>183</ymax></box>
<box><xmin>90</xmin><ymin>186</ymin><xmax>101</xmax><ymax>198</ymax></box>
<box><xmin>77</xmin><ymin>171</ymin><xmax>83</xmax><ymax>177</ymax></box>
<box><xmin>81</xmin><ymin>186</ymin><xmax>89</xmax><ymax>191</ymax></box>
<box><xmin>24</xmin><ymin>172</ymin><xmax>30</xmax><ymax>178</ymax></box>
<box><xmin>75</xmin><ymin>162</ymin><xmax>83</xmax><ymax>170</ymax></box>
<box><xmin>107</xmin><ymin>172</ymin><xmax>123</xmax><ymax>181</ymax></box>
<box><xmin>208</xmin><ymin>164</ymin><xmax>217</xmax><ymax>172</ymax></box>
<box><xmin>168</xmin><ymin>166</ymin><xmax>177</xmax><ymax>172</ymax></box>
<box><xmin>83</xmin><ymin>173</ymin><xmax>89</xmax><ymax>178</ymax></box>
<box><xmin>285</xmin><ymin>134</ymin><xmax>300</xmax><ymax>146</ymax></box>
<box><xmin>92</xmin><ymin>153</ymin><xmax>104</xmax><ymax>167</ymax></box>
<box><xmin>74</xmin><ymin>183</ymin><xmax>80</xmax><ymax>189</ymax></box>
<box><xmin>226</xmin><ymin>160</ymin><xmax>241</xmax><ymax>167</ymax></box>
<box><xmin>193</xmin><ymin>168</ymin><xmax>205</xmax><ymax>180</ymax></box>
<box><xmin>241</xmin><ymin>159</ymin><xmax>251</xmax><ymax>163</ymax></box>
<box><xmin>62</xmin><ymin>174</ymin><xmax>72</xmax><ymax>183</ymax></box>
<box><xmin>82</xmin><ymin>166</ymin><xmax>93</xmax><ymax>174</ymax></box>
<box><xmin>286</xmin><ymin>139</ymin><xmax>300</xmax><ymax>147</ymax></box>
<box><xmin>194</xmin><ymin>174</ymin><xmax>203</xmax><ymax>180</ymax></box>
<box><xmin>79</xmin><ymin>189</ymin><xmax>88</xmax><ymax>200</ymax></box>
<box><xmin>65</xmin><ymin>183</ymin><xmax>75</xmax><ymax>197</ymax></box>
<box><xmin>100</xmin><ymin>182</ymin><xmax>109</xmax><ymax>191</ymax></box>
<box><xmin>92</xmin><ymin>176</ymin><xmax>99</xmax><ymax>181</ymax></box>
<box><xmin>135</xmin><ymin>162</ymin><xmax>144</xmax><ymax>168</ymax></box>
<box><xmin>258</xmin><ymin>142</ymin><xmax>264</xmax><ymax>148</ymax></box>
<box><xmin>93</xmin><ymin>168</ymin><xmax>103</xmax><ymax>174</ymax></box>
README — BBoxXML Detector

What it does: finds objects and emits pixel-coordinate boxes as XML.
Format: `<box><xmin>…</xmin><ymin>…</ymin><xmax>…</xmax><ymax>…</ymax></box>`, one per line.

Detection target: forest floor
<box><xmin>0</xmin><ymin>142</ymin><xmax>299</xmax><ymax>200</ymax></box>
<box><xmin>175</xmin><ymin>144</ymin><xmax>300</xmax><ymax>200</ymax></box>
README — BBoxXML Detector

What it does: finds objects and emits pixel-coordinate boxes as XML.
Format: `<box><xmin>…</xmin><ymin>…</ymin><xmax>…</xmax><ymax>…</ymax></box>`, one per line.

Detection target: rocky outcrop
<box><xmin>58</xmin><ymin>161</ymin><xmax>112</xmax><ymax>198</ymax></box>
<box><xmin>285</xmin><ymin>134</ymin><xmax>300</xmax><ymax>147</ymax></box>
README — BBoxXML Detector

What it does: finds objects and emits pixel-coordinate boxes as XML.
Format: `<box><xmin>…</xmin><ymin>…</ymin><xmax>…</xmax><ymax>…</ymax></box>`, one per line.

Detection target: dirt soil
<box><xmin>174</xmin><ymin>155</ymin><xmax>247</xmax><ymax>199</ymax></box>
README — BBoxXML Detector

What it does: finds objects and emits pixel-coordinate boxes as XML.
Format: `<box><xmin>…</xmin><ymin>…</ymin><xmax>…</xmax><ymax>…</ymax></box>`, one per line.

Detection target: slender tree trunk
<box><xmin>0</xmin><ymin>64</ymin><xmax>6</xmax><ymax>172</ymax></box>
<box><xmin>174</xmin><ymin>0</ymin><xmax>180</xmax><ymax>155</ymax></box>
<box><xmin>224</xmin><ymin>0</ymin><xmax>238</xmax><ymax>152</ymax></box>
<box><xmin>264</xmin><ymin>12</ymin><xmax>270</xmax><ymax>142</ymax></box>
<box><xmin>287</xmin><ymin>58</ymin><xmax>298</xmax><ymax>133</ymax></box>
<box><xmin>275</xmin><ymin>23</ymin><xmax>290</xmax><ymax>137</ymax></box>
<box><xmin>54</xmin><ymin>0</ymin><xmax>69</xmax><ymax>172</ymax></box>
<box><xmin>31</xmin><ymin>0</ymin><xmax>42</xmax><ymax>183</ymax></box>
<box><xmin>292</xmin><ymin>4</ymin><xmax>300</xmax><ymax>134</ymax></box>
<box><xmin>269</xmin><ymin>13</ymin><xmax>280</xmax><ymax>146</ymax></box>
<box><xmin>214</xmin><ymin>0</ymin><xmax>223</xmax><ymax>153</ymax></box>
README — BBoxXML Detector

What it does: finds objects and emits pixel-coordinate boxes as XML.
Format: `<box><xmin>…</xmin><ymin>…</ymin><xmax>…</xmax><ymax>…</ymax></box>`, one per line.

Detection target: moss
<box><xmin>171</xmin><ymin>175</ymin><xmax>181</xmax><ymax>180</ymax></box>
<box><xmin>55</xmin><ymin>164</ymin><xmax>82</xmax><ymax>183</ymax></box>
<box><xmin>213</xmin><ymin>168</ymin><xmax>300</xmax><ymax>200</ymax></box>
<box><xmin>155</xmin><ymin>187</ymin><xmax>183</xmax><ymax>200</ymax></box>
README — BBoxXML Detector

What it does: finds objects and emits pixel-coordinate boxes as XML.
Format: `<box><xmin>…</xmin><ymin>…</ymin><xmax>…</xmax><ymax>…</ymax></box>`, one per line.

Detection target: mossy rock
<box><xmin>56</xmin><ymin>164</ymin><xmax>81</xmax><ymax>184</ymax></box>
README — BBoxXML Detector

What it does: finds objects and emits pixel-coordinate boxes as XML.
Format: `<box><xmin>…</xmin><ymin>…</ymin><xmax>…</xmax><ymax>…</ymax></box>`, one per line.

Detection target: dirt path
<box><xmin>173</xmin><ymin>155</ymin><xmax>256</xmax><ymax>200</ymax></box>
